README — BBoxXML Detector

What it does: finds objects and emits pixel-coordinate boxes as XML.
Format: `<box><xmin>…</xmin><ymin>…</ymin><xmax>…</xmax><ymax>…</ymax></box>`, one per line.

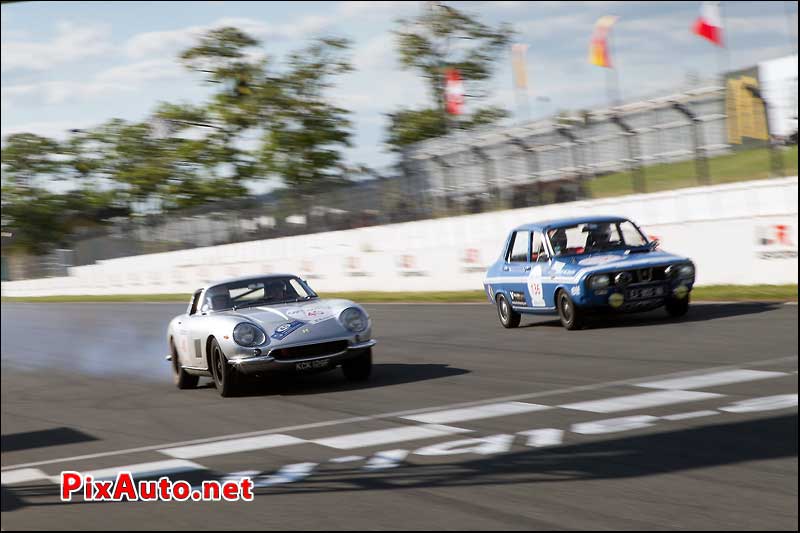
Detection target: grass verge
<box><xmin>2</xmin><ymin>285</ymin><xmax>796</xmax><ymax>303</ymax></box>
<box><xmin>589</xmin><ymin>145</ymin><xmax>798</xmax><ymax>198</ymax></box>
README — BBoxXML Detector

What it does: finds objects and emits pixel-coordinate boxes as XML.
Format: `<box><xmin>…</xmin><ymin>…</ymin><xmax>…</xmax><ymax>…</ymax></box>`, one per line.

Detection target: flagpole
<box><xmin>609</xmin><ymin>29</ymin><xmax>622</xmax><ymax>106</ymax></box>
<box><xmin>717</xmin><ymin>1</ymin><xmax>730</xmax><ymax>83</ymax></box>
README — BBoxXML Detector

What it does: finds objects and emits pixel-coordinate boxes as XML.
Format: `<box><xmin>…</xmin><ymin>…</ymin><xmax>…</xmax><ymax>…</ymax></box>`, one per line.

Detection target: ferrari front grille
<box><xmin>271</xmin><ymin>340</ymin><xmax>349</xmax><ymax>361</ymax></box>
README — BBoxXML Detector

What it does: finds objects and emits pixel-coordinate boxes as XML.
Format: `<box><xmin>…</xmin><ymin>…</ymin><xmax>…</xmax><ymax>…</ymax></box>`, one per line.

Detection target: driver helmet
<box><xmin>550</xmin><ymin>228</ymin><xmax>568</xmax><ymax>254</ymax></box>
<box><xmin>589</xmin><ymin>224</ymin><xmax>612</xmax><ymax>247</ymax></box>
<box><xmin>264</xmin><ymin>280</ymin><xmax>286</xmax><ymax>301</ymax></box>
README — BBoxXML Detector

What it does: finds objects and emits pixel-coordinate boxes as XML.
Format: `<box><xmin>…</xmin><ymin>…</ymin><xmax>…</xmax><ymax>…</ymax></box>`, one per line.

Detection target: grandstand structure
<box><xmin>404</xmin><ymin>84</ymin><xmax>728</xmax><ymax>210</ymax></box>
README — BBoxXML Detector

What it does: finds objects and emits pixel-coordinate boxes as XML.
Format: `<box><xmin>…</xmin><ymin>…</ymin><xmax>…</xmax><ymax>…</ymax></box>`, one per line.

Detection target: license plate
<box><xmin>295</xmin><ymin>359</ymin><xmax>330</xmax><ymax>372</ymax></box>
<box><xmin>626</xmin><ymin>286</ymin><xmax>665</xmax><ymax>300</ymax></box>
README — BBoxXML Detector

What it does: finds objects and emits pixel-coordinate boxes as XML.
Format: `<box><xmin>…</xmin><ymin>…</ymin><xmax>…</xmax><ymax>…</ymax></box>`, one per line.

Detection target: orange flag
<box><xmin>589</xmin><ymin>16</ymin><xmax>619</xmax><ymax>68</ymax></box>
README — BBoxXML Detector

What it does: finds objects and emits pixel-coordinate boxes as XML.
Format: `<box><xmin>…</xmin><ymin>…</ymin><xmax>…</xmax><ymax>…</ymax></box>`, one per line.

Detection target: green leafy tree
<box><xmin>1</xmin><ymin>133</ymin><xmax>63</xmax><ymax>190</ymax></box>
<box><xmin>1</xmin><ymin>133</ymin><xmax>70</xmax><ymax>253</ymax></box>
<box><xmin>178</xmin><ymin>27</ymin><xmax>354</xmax><ymax>195</ymax></box>
<box><xmin>387</xmin><ymin>3</ymin><xmax>513</xmax><ymax>150</ymax></box>
<box><xmin>258</xmin><ymin>37</ymin><xmax>353</xmax><ymax>193</ymax></box>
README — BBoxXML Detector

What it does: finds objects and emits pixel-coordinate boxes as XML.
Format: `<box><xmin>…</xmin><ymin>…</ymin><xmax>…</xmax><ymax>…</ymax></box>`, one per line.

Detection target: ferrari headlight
<box><xmin>340</xmin><ymin>307</ymin><xmax>368</xmax><ymax>332</ymax></box>
<box><xmin>588</xmin><ymin>274</ymin><xmax>611</xmax><ymax>289</ymax></box>
<box><xmin>233</xmin><ymin>322</ymin><xmax>266</xmax><ymax>347</ymax></box>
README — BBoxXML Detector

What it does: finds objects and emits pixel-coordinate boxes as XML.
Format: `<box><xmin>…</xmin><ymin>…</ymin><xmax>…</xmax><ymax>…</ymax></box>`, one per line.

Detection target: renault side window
<box><xmin>507</xmin><ymin>231</ymin><xmax>531</xmax><ymax>262</ymax></box>
<box><xmin>532</xmin><ymin>232</ymin><xmax>547</xmax><ymax>262</ymax></box>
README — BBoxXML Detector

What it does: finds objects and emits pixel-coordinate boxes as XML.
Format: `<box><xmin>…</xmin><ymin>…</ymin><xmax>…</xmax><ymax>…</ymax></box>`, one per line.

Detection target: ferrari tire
<box><xmin>496</xmin><ymin>293</ymin><xmax>521</xmax><ymax>329</ymax></box>
<box><xmin>665</xmin><ymin>293</ymin><xmax>690</xmax><ymax>318</ymax></box>
<box><xmin>557</xmin><ymin>290</ymin><xmax>583</xmax><ymax>330</ymax></box>
<box><xmin>210</xmin><ymin>338</ymin><xmax>238</xmax><ymax>397</ymax></box>
<box><xmin>342</xmin><ymin>348</ymin><xmax>372</xmax><ymax>382</ymax></box>
<box><xmin>171</xmin><ymin>340</ymin><xmax>199</xmax><ymax>390</ymax></box>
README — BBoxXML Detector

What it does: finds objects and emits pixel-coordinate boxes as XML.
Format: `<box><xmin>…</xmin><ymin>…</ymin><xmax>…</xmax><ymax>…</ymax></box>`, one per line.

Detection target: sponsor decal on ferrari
<box><xmin>271</xmin><ymin>320</ymin><xmax>306</xmax><ymax>340</ymax></box>
<box><xmin>286</xmin><ymin>305</ymin><xmax>335</xmax><ymax>325</ymax></box>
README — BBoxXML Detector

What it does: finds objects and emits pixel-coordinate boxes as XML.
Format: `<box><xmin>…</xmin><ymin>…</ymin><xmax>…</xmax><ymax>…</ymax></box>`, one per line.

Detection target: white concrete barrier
<box><xmin>2</xmin><ymin>177</ymin><xmax>797</xmax><ymax>297</ymax></box>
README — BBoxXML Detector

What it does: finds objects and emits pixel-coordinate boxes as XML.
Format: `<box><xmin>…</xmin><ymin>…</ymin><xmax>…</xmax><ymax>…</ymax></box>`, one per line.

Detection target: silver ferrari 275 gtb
<box><xmin>166</xmin><ymin>274</ymin><xmax>375</xmax><ymax>396</ymax></box>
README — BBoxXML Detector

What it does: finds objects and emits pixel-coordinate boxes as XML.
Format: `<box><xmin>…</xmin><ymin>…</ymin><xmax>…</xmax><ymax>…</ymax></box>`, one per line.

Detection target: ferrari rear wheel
<box><xmin>210</xmin><ymin>338</ymin><xmax>238</xmax><ymax>397</ymax></box>
<box><xmin>342</xmin><ymin>348</ymin><xmax>372</xmax><ymax>382</ymax></box>
<box><xmin>557</xmin><ymin>290</ymin><xmax>583</xmax><ymax>330</ymax></box>
<box><xmin>496</xmin><ymin>293</ymin><xmax>521</xmax><ymax>329</ymax></box>
<box><xmin>171</xmin><ymin>340</ymin><xmax>199</xmax><ymax>390</ymax></box>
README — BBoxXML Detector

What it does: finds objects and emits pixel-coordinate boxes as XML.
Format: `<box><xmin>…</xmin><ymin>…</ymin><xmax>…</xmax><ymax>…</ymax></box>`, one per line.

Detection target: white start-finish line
<box><xmin>1</xmin><ymin>355</ymin><xmax>796</xmax><ymax>474</ymax></box>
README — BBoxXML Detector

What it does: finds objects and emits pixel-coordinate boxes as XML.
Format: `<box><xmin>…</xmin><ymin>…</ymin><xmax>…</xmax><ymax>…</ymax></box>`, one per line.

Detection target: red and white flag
<box><xmin>692</xmin><ymin>1</ymin><xmax>723</xmax><ymax>46</ymax></box>
<box><xmin>444</xmin><ymin>68</ymin><xmax>464</xmax><ymax>115</ymax></box>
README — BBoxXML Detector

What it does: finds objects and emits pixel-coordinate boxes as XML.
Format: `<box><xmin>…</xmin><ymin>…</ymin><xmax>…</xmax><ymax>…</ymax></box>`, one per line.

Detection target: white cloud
<box><xmin>94</xmin><ymin>58</ymin><xmax>184</xmax><ymax>85</ymax></box>
<box><xmin>0</xmin><ymin>21</ymin><xmax>112</xmax><ymax>73</ymax></box>
<box><xmin>336</xmin><ymin>1</ymin><xmax>421</xmax><ymax>18</ymax></box>
<box><xmin>352</xmin><ymin>32</ymin><xmax>397</xmax><ymax>71</ymax></box>
<box><xmin>123</xmin><ymin>15</ymin><xmax>333</xmax><ymax>59</ymax></box>
<box><xmin>122</xmin><ymin>3</ymin><xmax>423</xmax><ymax>61</ymax></box>
<box><xmin>1</xmin><ymin>80</ymin><xmax>132</xmax><ymax>106</ymax></box>
<box><xmin>2</xmin><ymin>58</ymin><xmax>188</xmax><ymax>107</ymax></box>
<box><xmin>1</xmin><ymin>119</ymin><xmax>98</xmax><ymax>141</ymax></box>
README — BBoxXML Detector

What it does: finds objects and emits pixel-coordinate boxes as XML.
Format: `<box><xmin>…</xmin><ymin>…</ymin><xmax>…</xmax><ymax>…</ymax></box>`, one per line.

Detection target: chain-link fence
<box><xmin>4</xmin><ymin>83</ymin><xmax>797</xmax><ymax>281</ymax></box>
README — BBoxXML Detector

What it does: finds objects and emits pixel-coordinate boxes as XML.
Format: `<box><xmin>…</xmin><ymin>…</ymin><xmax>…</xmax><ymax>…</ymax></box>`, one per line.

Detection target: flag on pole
<box><xmin>589</xmin><ymin>16</ymin><xmax>619</xmax><ymax>68</ymax></box>
<box><xmin>444</xmin><ymin>68</ymin><xmax>464</xmax><ymax>115</ymax></box>
<box><xmin>692</xmin><ymin>1</ymin><xmax>724</xmax><ymax>46</ymax></box>
<box><xmin>511</xmin><ymin>43</ymin><xmax>529</xmax><ymax>90</ymax></box>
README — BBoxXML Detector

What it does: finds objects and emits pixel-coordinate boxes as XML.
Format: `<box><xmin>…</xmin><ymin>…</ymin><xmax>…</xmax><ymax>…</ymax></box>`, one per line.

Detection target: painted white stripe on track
<box><xmin>3</xmin><ymin>355</ymin><xmax>795</xmax><ymax>472</ymax></box>
<box><xmin>160</xmin><ymin>434</ymin><xmax>306</xmax><ymax>459</ymax></box>
<box><xmin>1</xmin><ymin>468</ymin><xmax>49</xmax><ymax>485</ymax></box>
<box><xmin>312</xmin><ymin>424</ymin><xmax>471</xmax><ymax>450</ymax></box>
<box><xmin>400</xmin><ymin>401</ymin><xmax>550</xmax><ymax>424</ymax></box>
<box><xmin>364</xmin><ymin>449</ymin><xmax>409</xmax><ymax>470</ymax></box>
<box><xmin>67</xmin><ymin>459</ymin><xmax>205</xmax><ymax>482</ymax></box>
<box><xmin>636</xmin><ymin>369</ymin><xmax>788</xmax><ymax>390</ymax></box>
<box><xmin>560</xmin><ymin>390</ymin><xmax>723</xmax><ymax>413</ymax></box>
<box><xmin>254</xmin><ymin>463</ymin><xmax>317</xmax><ymax>487</ymax></box>
<box><xmin>662</xmin><ymin>410</ymin><xmax>720</xmax><ymax>421</ymax></box>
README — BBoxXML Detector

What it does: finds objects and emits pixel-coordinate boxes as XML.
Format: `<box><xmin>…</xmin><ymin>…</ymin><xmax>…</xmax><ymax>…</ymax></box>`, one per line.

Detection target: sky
<box><xmin>2</xmin><ymin>0</ymin><xmax>798</xmax><ymax>172</ymax></box>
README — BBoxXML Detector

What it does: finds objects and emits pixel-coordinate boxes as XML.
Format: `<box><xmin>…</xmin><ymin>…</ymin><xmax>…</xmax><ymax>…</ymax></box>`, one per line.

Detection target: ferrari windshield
<box><xmin>203</xmin><ymin>276</ymin><xmax>318</xmax><ymax>311</ymax></box>
<box><xmin>547</xmin><ymin>220</ymin><xmax>649</xmax><ymax>257</ymax></box>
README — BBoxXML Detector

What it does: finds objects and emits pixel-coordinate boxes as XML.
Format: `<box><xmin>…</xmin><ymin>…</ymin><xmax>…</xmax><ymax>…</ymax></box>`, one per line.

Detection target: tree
<box><xmin>387</xmin><ymin>2</ymin><xmax>514</xmax><ymax>151</ymax></box>
<box><xmin>177</xmin><ymin>28</ymin><xmax>354</xmax><ymax>195</ymax></box>
<box><xmin>0</xmin><ymin>133</ymin><xmax>63</xmax><ymax>190</ymax></box>
<box><xmin>257</xmin><ymin>37</ymin><xmax>354</xmax><ymax>193</ymax></box>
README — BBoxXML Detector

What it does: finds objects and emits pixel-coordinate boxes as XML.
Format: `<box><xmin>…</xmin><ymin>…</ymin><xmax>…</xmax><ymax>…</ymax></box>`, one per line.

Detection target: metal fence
<box><xmin>4</xmin><ymin>84</ymin><xmax>797</xmax><ymax>281</ymax></box>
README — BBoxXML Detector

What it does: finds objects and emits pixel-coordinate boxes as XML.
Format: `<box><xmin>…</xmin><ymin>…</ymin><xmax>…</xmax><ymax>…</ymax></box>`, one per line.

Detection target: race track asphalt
<box><xmin>1</xmin><ymin>301</ymin><xmax>798</xmax><ymax>530</ymax></box>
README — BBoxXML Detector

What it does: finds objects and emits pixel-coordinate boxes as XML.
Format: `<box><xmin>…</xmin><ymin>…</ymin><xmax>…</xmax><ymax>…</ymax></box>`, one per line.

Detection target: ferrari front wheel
<box><xmin>342</xmin><ymin>348</ymin><xmax>372</xmax><ymax>381</ymax></box>
<box><xmin>496</xmin><ymin>293</ymin><xmax>521</xmax><ymax>329</ymax></box>
<box><xmin>210</xmin><ymin>338</ymin><xmax>238</xmax><ymax>397</ymax></box>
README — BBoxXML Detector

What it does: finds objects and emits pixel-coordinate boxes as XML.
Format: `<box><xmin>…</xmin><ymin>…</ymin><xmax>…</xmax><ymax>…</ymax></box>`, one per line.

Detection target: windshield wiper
<box><xmin>282</xmin><ymin>296</ymin><xmax>315</xmax><ymax>304</ymax></box>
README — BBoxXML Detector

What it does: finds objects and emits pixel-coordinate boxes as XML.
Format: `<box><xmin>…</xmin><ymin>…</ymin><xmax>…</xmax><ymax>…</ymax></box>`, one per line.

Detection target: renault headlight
<box><xmin>588</xmin><ymin>274</ymin><xmax>611</xmax><ymax>290</ymax></box>
<box><xmin>340</xmin><ymin>307</ymin><xmax>368</xmax><ymax>332</ymax></box>
<box><xmin>233</xmin><ymin>322</ymin><xmax>266</xmax><ymax>347</ymax></box>
<box><xmin>678</xmin><ymin>264</ymin><xmax>695</xmax><ymax>279</ymax></box>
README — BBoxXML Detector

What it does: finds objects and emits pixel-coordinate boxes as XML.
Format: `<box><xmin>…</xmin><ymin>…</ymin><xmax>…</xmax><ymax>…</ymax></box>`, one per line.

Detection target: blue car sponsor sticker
<box><xmin>271</xmin><ymin>320</ymin><xmax>306</xmax><ymax>340</ymax></box>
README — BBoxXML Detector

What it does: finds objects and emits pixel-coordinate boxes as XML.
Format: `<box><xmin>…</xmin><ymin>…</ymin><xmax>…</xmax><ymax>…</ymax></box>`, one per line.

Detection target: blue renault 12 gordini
<box><xmin>483</xmin><ymin>216</ymin><xmax>696</xmax><ymax>330</ymax></box>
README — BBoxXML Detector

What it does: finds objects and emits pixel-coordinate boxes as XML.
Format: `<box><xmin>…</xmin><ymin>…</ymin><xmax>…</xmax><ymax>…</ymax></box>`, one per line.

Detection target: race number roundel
<box><xmin>528</xmin><ymin>266</ymin><xmax>545</xmax><ymax>307</ymax></box>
